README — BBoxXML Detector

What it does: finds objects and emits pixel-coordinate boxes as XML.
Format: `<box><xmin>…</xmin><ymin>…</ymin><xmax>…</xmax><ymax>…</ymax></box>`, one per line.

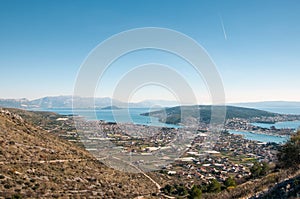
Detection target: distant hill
<box><xmin>136</xmin><ymin>99</ymin><xmax>179</xmax><ymax>108</ymax></box>
<box><xmin>28</xmin><ymin>96</ymin><xmax>123</xmax><ymax>108</ymax></box>
<box><xmin>0</xmin><ymin>98</ymin><xmax>29</xmax><ymax>108</ymax></box>
<box><xmin>0</xmin><ymin>108</ymin><xmax>156</xmax><ymax>198</ymax></box>
<box><xmin>2</xmin><ymin>97</ymin><xmax>300</xmax><ymax>114</ymax></box>
<box><xmin>142</xmin><ymin>105</ymin><xmax>282</xmax><ymax>124</ymax></box>
<box><xmin>0</xmin><ymin>96</ymin><xmax>178</xmax><ymax>109</ymax></box>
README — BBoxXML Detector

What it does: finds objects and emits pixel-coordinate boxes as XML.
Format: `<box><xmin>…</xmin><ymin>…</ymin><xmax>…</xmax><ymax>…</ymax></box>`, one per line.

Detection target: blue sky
<box><xmin>0</xmin><ymin>0</ymin><xmax>299</xmax><ymax>102</ymax></box>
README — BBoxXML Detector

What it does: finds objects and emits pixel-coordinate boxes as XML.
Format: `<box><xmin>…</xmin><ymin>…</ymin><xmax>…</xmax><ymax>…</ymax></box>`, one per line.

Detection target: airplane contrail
<box><xmin>219</xmin><ymin>15</ymin><xmax>227</xmax><ymax>40</ymax></box>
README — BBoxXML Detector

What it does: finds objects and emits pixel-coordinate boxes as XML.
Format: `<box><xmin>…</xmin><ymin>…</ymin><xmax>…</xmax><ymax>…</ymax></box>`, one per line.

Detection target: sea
<box><xmin>251</xmin><ymin>121</ymin><xmax>300</xmax><ymax>130</ymax></box>
<box><xmin>43</xmin><ymin>107</ymin><xmax>180</xmax><ymax>128</ymax></box>
<box><xmin>228</xmin><ymin>130</ymin><xmax>288</xmax><ymax>144</ymax></box>
<box><xmin>231</xmin><ymin>106</ymin><xmax>300</xmax><ymax>143</ymax></box>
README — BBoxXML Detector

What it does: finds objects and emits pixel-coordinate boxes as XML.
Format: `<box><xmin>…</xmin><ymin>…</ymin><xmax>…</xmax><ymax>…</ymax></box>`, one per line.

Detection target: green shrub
<box><xmin>188</xmin><ymin>185</ymin><xmax>202</xmax><ymax>199</ymax></box>
<box><xmin>11</xmin><ymin>194</ymin><xmax>22</xmax><ymax>199</ymax></box>
<box><xmin>277</xmin><ymin>130</ymin><xmax>300</xmax><ymax>169</ymax></box>
<box><xmin>224</xmin><ymin>177</ymin><xmax>236</xmax><ymax>188</ymax></box>
<box><xmin>207</xmin><ymin>179</ymin><xmax>221</xmax><ymax>193</ymax></box>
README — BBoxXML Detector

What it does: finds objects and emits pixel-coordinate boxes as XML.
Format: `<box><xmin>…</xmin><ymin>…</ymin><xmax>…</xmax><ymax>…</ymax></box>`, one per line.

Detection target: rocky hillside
<box><xmin>0</xmin><ymin>108</ymin><xmax>157</xmax><ymax>198</ymax></box>
<box><xmin>202</xmin><ymin>169</ymin><xmax>300</xmax><ymax>199</ymax></box>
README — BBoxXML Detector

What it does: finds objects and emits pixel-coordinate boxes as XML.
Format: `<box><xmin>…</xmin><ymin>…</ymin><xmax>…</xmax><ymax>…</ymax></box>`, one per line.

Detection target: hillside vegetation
<box><xmin>142</xmin><ymin>105</ymin><xmax>280</xmax><ymax>124</ymax></box>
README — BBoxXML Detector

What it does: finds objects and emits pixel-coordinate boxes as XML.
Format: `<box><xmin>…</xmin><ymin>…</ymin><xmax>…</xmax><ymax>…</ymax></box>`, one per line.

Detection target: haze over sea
<box><xmin>257</xmin><ymin>107</ymin><xmax>300</xmax><ymax>115</ymax></box>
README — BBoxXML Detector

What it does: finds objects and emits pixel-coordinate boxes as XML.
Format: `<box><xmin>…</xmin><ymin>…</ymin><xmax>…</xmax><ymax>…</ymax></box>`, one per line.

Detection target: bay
<box><xmin>43</xmin><ymin>108</ymin><xmax>180</xmax><ymax>128</ymax></box>
<box><xmin>228</xmin><ymin>130</ymin><xmax>288</xmax><ymax>144</ymax></box>
<box><xmin>251</xmin><ymin>121</ymin><xmax>300</xmax><ymax>130</ymax></box>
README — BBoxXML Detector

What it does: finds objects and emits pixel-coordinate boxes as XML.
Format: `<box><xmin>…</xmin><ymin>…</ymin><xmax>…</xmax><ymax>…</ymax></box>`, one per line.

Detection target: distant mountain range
<box><xmin>1</xmin><ymin>96</ymin><xmax>300</xmax><ymax>112</ymax></box>
<box><xmin>0</xmin><ymin>96</ymin><xmax>179</xmax><ymax>109</ymax></box>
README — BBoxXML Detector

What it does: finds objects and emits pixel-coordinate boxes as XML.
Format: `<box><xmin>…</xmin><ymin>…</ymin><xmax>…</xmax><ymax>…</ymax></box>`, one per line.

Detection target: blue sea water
<box><xmin>228</xmin><ymin>130</ymin><xmax>288</xmax><ymax>144</ymax></box>
<box><xmin>251</xmin><ymin>121</ymin><xmax>300</xmax><ymax>130</ymax></box>
<box><xmin>44</xmin><ymin>108</ymin><xmax>180</xmax><ymax>128</ymax></box>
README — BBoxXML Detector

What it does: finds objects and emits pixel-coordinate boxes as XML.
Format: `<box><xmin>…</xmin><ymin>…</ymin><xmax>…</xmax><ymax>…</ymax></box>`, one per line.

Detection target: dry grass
<box><xmin>0</xmin><ymin>109</ymin><xmax>157</xmax><ymax>198</ymax></box>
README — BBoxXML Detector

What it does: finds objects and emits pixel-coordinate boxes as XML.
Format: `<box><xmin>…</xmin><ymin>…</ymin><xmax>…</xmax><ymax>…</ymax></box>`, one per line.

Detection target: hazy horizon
<box><xmin>2</xmin><ymin>95</ymin><xmax>300</xmax><ymax>105</ymax></box>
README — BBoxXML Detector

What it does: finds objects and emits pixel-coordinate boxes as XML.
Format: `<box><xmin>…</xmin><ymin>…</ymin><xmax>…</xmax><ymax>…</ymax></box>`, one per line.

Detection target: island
<box><xmin>98</xmin><ymin>105</ymin><xmax>122</xmax><ymax>110</ymax></box>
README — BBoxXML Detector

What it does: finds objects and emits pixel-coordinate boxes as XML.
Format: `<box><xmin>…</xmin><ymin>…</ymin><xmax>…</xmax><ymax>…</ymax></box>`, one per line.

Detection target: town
<box><xmin>53</xmin><ymin>113</ymin><xmax>297</xmax><ymax>191</ymax></box>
